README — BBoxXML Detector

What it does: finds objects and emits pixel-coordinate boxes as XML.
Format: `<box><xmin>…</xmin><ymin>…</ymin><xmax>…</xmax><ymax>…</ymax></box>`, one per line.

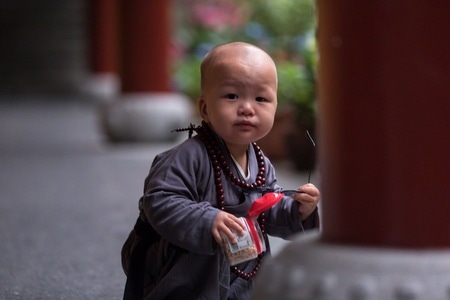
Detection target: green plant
<box><xmin>248</xmin><ymin>0</ymin><xmax>316</xmax><ymax>56</ymax></box>
<box><xmin>276</xmin><ymin>34</ymin><xmax>317</xmax><ymax>128</ymax></box>
<box><xmin>277</xmin><ymin>61</ymin><xmax>315</xmax><ymax>127</ymax></box>
<box><xmin>173</xmin><ymin>0</ymin><xmax>318</xmax><ymax>128</ymax></box>
<box><xmin>173</xmin><ymin>56</ymin><xmax>202</xmax><ymax>101</ymax></box>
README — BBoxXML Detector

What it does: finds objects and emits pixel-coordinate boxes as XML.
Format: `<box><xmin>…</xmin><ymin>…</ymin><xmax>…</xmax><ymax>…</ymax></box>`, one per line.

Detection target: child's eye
<box><xmin>255</xmin><ymin>97</ymin><xmax>267</xmax><ymax>102</ymax></box>
<box><xmin>225</xmin><ymin>94</ymin><xmax>239</xmax><ymax>100</ymax></box>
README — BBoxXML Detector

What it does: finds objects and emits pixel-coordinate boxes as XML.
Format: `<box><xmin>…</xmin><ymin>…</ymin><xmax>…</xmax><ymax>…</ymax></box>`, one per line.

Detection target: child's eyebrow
<box><xmin>219</xmin><ymin>80</ymin><xmax>243</xmax><ymax>88</ymax></box>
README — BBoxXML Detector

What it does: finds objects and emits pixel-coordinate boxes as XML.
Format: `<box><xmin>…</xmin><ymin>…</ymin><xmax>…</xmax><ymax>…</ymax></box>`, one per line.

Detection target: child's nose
<box><xmin>238</xmin><ymin>99</ymin><xmax>255</xmax><ymax>116</ymax></box>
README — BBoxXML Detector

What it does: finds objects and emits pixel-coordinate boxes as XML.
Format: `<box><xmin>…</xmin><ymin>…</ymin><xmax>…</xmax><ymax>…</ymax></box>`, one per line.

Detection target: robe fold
<box><xmin>123</xmin><ymin>132</ymin><xmax>319</xmax><ymax>300</ymax></box>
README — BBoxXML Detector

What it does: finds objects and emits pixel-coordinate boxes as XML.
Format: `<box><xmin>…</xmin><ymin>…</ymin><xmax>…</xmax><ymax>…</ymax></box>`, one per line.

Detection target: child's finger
<box><xmin>292</xmin><ymin>192</ymin><xmax>313</xmax><ymax>203</ymax></box>
<box><xmin>229</xmin><ymin>215</ymin><xmax>246</xmax><ymax>231</ymax></box>
<box><xmin>212</xmin><ymin>228</ymin><xmax>223</xmax><ymax>244</ymax></box>
<box><xmin>298</xmin><ymin>183</ymin><xmax>318</xmax><ymax>194</ymax></box>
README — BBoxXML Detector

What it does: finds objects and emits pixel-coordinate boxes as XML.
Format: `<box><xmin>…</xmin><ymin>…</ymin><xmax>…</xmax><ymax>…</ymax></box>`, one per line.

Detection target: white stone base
<box><xmin>253</xmin><ymin>231</ymin><xmax>450</xmax><ymax>300</ymax></box>
<box><xmin>101</xmin><ymin>93</ymin><xmax>194</xmax><ymax>142</ymax></box>
<box><xmin>81</xmin><ymin>73</ymin><xmax>120</xmax><ymax>100</ymax></box>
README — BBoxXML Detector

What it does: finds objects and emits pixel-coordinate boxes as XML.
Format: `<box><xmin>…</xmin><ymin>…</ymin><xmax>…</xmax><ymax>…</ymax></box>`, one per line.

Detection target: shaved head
<box><xmin>200</xmin><ymin>42</ymin><xmax>278</xmax><ymax>94</ymax></box>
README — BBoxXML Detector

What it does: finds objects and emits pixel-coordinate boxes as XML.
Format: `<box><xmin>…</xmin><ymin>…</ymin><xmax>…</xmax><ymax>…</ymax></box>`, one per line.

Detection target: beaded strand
<box><xmin>173</xmin><ymin>122</ymin><xmax>267</xmax><ymax>280</ymax></box>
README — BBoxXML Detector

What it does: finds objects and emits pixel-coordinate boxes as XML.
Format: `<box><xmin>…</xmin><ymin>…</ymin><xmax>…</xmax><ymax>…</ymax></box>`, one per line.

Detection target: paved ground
<box><xmin>0</xmin><ymin>97</ymin><xmax>314</xmax><ymax>299</ymax></box>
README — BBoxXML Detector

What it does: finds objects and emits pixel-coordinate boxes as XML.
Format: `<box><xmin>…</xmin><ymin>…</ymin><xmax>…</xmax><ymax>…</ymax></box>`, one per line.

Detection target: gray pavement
<box><xmin>0</xmin><ymin>97</ymin><xmax>314</xmax><ymax>299</ymax></box>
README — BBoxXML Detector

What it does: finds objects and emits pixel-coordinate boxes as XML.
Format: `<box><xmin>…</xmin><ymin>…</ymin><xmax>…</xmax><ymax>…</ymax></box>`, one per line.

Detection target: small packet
<box><xmin>221</xmin><ymin>217</ymin><xmax>266</xmax><ymax>266</ymax></box>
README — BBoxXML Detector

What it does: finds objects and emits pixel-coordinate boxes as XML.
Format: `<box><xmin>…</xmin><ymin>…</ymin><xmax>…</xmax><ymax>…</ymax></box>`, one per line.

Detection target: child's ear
<box><xmin>198</xmin><ymin>97</ymin><xmax>209</xmax><ymax>122</ymax></box>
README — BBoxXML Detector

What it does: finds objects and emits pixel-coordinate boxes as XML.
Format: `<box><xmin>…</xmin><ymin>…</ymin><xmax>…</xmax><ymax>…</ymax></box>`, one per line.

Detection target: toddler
<box><xmin>122</xmin><ymin>42</ymin><xmax>320</xmax><ymax>300</ymax></box>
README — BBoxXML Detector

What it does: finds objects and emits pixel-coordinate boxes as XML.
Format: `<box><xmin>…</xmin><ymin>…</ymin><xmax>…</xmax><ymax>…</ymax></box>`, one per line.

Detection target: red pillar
<box><xmin>88</xmin><ymin>0</ymin><xmax>119</xmax><ymax>75</ymax></box>
<box><xmin>318</xmin><ymin>1</ymin><xmax>450</xmax><ymax>248</ymax></box>
<box><xmin>253</xmin><ymin>1</ymin><xmax>450</xmax><ymax>299</ymax></box>
<box><xmin>101</xmin><ymin>0</ymin><xmax>192</xmax><ymax>142</ymax></box>
<box><xmin>86</xmin><ymin>0</ymin><xmax>119</xmax><ymax>97</ymax></box>
<box><xmin>119</xmin><ymin>0</ymin><xmax>171</xmax><ymax>92</ymax></box>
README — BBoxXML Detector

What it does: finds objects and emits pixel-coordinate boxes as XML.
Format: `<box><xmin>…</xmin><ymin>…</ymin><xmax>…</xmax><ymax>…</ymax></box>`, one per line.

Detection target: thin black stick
<box><xmin>306</xmin><ymin>130</ymin><xmax>316</xmax><ymax>183</ymax></box>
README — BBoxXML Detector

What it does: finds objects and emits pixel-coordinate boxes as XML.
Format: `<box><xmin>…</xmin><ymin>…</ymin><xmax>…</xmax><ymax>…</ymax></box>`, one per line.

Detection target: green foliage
<box><xmin>173</xmin><ymin>56</ymin><xmax>202</xmax><ymax>101</ymax></box>
<box><xmin>248</xmin><ymin>0</ymin><xmax>315</xmax><ymax>54</ymax></box>
<box><xmin>173</xmin><ymin>0</ymin><xmax>318</xmax><ymax>126</ymax></box>
<box><xmin>278</xmin><ymin>62</ymin><xmax>314</xmax><ymax>112</ymax></box>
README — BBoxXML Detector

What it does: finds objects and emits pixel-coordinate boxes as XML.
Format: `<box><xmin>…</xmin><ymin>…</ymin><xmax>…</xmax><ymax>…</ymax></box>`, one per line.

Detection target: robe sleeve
<box><xmin>141</xmin><ymin>138</ymin><xmax>220</xmax><ymax>255</ymax></box>
<box><xmin>262</xmin><ymin>157</ymin><xmax>320</xmax><ymax>239</ymax></box>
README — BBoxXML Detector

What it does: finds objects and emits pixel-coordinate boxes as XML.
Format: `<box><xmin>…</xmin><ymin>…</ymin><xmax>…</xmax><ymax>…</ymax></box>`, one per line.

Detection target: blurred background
<box><xmin>0</xmin><ymin>1</ymin><xmax>317</xmax><ymax>299</ymax></box>
<box><xmin>0</xmin><ymin>0</ymin><xmax>318</xmax><ymax>168</ymax></box>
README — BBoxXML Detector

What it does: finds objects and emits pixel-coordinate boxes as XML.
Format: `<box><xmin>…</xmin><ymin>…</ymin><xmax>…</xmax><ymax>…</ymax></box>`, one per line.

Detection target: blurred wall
<box><xmin>0</xmin><ymin>0</ymin><xmax>87</xmax><ymax>96</ymax></box>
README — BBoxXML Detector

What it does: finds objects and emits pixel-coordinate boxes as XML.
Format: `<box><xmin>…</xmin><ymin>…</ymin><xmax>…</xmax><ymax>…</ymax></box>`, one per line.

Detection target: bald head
<box><xmin>200</xmin><ymin>42</ymin><xmax>278</xmax><ymax>94</ymax></box>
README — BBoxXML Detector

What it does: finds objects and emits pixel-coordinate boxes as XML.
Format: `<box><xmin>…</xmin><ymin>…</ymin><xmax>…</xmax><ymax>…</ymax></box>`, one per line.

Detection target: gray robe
<box><xmin>136</xmin><ymin>134</ymin><xmax>319</xmax><ymax>300</ymax></box>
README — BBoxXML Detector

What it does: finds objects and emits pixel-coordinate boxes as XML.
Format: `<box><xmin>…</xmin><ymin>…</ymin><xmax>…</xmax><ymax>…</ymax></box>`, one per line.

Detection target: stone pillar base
<box><xmin>82</xmin><ymin>73</ymin><xmax>120</xmax><ymax>100</ymax></box>
<box><xmin>101</xmin><ymin>93</ymin><xmax>194</xmax><ymax>142</ymax></box>
<box><xmin>253</xmin><ymin>231</ymin><xmax>450</xmax><ymax>300</ymax></box>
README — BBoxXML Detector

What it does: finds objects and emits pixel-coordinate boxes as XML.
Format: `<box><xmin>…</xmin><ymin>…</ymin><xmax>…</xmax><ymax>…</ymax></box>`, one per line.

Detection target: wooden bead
<box><xmin>198</xmin><ymin>121</ymin><xmax>266</xmax><ymax>281</ymax></box>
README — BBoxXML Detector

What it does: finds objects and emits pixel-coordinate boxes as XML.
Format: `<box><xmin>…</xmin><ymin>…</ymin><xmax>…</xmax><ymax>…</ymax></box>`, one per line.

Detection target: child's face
<box><xmin>199</xmin><ymin>45</ymin><xmax>278</xmax><ymax>150</ymax></box>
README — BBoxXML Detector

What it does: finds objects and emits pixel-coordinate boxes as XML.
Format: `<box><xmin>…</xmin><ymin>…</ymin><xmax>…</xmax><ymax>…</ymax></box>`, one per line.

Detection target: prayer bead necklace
<box><xmin>174</xmin><ymin>122</ymin><xmax>266</xmax><ymax>281</ymax></box>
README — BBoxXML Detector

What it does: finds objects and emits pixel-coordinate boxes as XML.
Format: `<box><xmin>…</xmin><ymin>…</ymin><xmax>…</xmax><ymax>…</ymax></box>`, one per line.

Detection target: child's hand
<box><xmin>292</xmin><ymin>183</ymin><xmax>320</xmax><ymax>221</ymax></box>
<box><xmin>211</xmin><ymin>211</ymin><xmax>246</xmax><ymax>244</ymax></box>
